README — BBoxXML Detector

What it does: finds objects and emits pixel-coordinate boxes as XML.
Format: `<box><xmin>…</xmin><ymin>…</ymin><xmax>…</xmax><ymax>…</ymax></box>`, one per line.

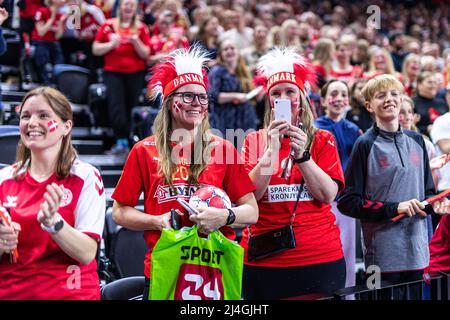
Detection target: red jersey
<box><xmin>78</xmin><ymin>4</ymin><xmax>105</xmax><ymax>42</ymax></box>
<box><xmin>240</xmin><ymin>129</ymin><xmax>344</xmax><ymax>267</ymax></box>
<box><xmin>149</xmin><ymin>32</ymin><xmax>190</xmax><ymax>55</ymax></box>
<box><xmin>94</xmin><ymin>20</ymin><xmax>151</xmax><ymax>73</ymax></box>
<box><xmin>31</xmin><ymin>7</ymin><xmax>64</xmax><ymax>42</ymax></box>
<box><xmin>0</xmin><ymin>160</ymin><xmax>105</xmax><ymax>300</ymax></box>
<box><xmin>427</xmin><ymin>215</ymin><xmax>450</xmax><ymax>273</ymax></box>
<box><xmin>329</xmin><ymin>64</ymin><xmax>364</xmax><ymax>86</ymax></box>
<box><xmin>112</xmin><ymin>135</ymin><xmax>256</xmax><ymax>278</ymax></box>
<box><xmin>19</xmin><ymin>0</ymin><xmax>43</xmax><ymax>18</ymax></box>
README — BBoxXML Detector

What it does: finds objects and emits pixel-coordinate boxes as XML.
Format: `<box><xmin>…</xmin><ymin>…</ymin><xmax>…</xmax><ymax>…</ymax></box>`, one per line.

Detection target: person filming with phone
<box><xmin>111</xmin><ymin>46</ymin><xmax>258</xmax><ymax>300</ymax></box>
<box><xmin>240</xmin><ymin>47</ymin><xmax>346</xmax><ymax>300</ymax></box>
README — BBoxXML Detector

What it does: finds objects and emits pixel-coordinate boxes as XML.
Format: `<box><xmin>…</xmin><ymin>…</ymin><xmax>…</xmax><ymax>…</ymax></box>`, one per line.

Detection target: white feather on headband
<box><xmin>148</xmin><ymin>44</ymin><xmax>211</xmax><ymax>103</ymax></box>
<box><xmin>256</xmin><ymin>47</ymin><xmax>316</xmax><ymax>92</ymax></box>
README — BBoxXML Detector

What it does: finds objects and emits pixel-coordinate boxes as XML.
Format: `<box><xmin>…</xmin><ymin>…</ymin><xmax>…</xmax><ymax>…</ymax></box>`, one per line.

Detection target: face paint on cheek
<box><xmin>47</xmin><ymin>120</ymin><xmax>58</xmax><ymax>132</ymax></box>
<box><xmin>399</xmin><ymin>114</ymin><xmax>405</xmax><ymax>122</ymax></box>
<box><xmin>173</xmin><ymin>101</ymin><xmax>182</xmax><ymax>113</ymax></box>
<box><xmin>327</xmin><ymin>96</ymin><xmax>336</xmax><ymax>106</ymax></box>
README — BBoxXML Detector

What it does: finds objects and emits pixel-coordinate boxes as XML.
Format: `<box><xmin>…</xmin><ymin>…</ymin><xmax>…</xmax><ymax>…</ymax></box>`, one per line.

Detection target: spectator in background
<box><xmin>93</xmin><ymin>0</ymin><xmax>150</xmax><ymax>155</ymax></box>
<box><xmin>330</xmin><ymin>38</ymin><xmax>364</xmax><ymax>87</ymax></box>
<box><xmin>430</xmin><ymin>87</ymin><xmax>450</xmax><ymax>228</ymax></box>
<box><xmin>413</xmin><ymin>71</ymin><xmax>448</xmax><ymax>135</ymax></box>
<box><xmin>18</xmin><ymin>0</ymin><xmax>43</xmax><ymax>39</ymax></box>
<box><xmin>402</xmin><ymin>53</ymin><xmax>421</xmax><ymax>97</ymax></box>
<box><xmin>443</xmin><ymin>49</ymin><xmax>450</xmax><ymax>88</ymax></box>
<box><xmin>365</xmin><ymin>47</ymin><xmax>402</xmax><ymax>81</ymax></box>
<box><xmin>241</xmin><ymin>24</ymin><xmax>269</xmax><ymax>76</ymax></box>
<box><xmin>312</xmin><ymin>38</ymin><xmax>335</xmax><ymax>88</ymax></box>
<box><xmin>218</xmin><ymin>6</ymin><xmax>253</xmax><ymax>50</ymax></box>
<box><xmin>208</xmin><ymin>39</ymin><xmax>258</xmax><ymax>146</ymax></box>
<box><xmin>346</xmin><ymin>79</ymin><xmax>373</xmax><ymax>132</ymax></box>
<box><xmin>31</xmin><ymin>0</ymin><xmax>67</xmax><ymax>84</ymax></box>
<box><xmin>279</xmin><ymin>19</ymin><xmax>300</xmax><ymax>49</ymax></box>
<box><xmin>148</xmin><ymin>10</ymin><xmax>189</xmax><ymax>66</ymax></box>
<box><xmin>0</xmin><ymin>7</ymin><xmax>8</xmax><ymax>114</ymax></box>
<box><xmin>194</xmin><ymin>15</ymin><xmax>220</xmax><ymax>63</ymax></box>
<box><xmin>0</xmin><ymin>87</ymin><xmax>105</xmax><ymax>299</ymax></box>
<box><xmin>62</xmin><ymin>0</ymin><xmax>105</xmax><ymax>72</ymax></box>
<box><xmin>267</xmin><ymin>25</ymin><xmax>281</xmax><ymax>49</ymax></box>
<box><xmin>151</xmin><ymin>0</ymin><xmax>189</xmax><ymax>37</ymax></box>
<box><xmin>315</xmin><ymin>80</ymin><xmax>361</xmax><ymax>290</ymax></box>
<box><xmin>353</xmin><ymin>39</ymin><xmax>370</xmax><ymax>72</ymax></box>
<box><xmin>389</xmin><ymin>30</ymin><xmax>408</xmax><ymax>72</ymax></box>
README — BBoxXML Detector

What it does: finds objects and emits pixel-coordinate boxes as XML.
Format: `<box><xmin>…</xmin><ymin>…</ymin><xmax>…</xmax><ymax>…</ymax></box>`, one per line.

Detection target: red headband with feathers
<box><xmin>147</xmin><ymin>46</ymin><xmax>210</xmax><ymax>101</ymax></box>
<box><xmin>255</xmin><ymin>47</ymin><xmax>316</xmax><ymax>93</ymax></box>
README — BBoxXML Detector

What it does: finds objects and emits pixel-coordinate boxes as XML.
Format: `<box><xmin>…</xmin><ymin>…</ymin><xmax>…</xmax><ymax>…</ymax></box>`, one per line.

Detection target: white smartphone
<box><xmin>176</xmin><ymin>198</ymin><xmax>199</xmax><ymax>216</ymax></box>
<box><xmin>274</xmin><ymin>99</ymin><xmax>292</xmax><ymax>124</ymax></box>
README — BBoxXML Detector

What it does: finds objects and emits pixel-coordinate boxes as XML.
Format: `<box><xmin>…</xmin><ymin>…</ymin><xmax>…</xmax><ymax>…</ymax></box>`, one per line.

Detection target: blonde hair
<box><xmin>116</xmin><ymin>0</ymin><xmax>140</xmax><ymax>32</ymax></box>
<box><xmin>217</xmin><ymin>39</ymin><xmax>254</xmax><ymax>92</ymax></box>
<box><xmin>280</xmin><ymin>19</ymin><xmax>300</xmax><ymax>48</ymax></box>
<box><xmin>361</xmin><ymin>74</ymin><xmax>404</xmax><ymax>102</ymax></box>
<box><xmin>153</xmin><ymin>95</ymin><xmax>213</xmax><ymax>186</ymax></box>
<box><xmin>402</xmin><ymin>53</ymin><xmax>421</xmax><ymax>79</ymax></box>
<box><xmin>313</xmin><ymin>38</ymin><xmax>335</xmax><ymax>66</ymax></box>
<box><xmin>368</xmin><ymin>48</ymin><xmax>396</xmax><ymax>75</ymax></box>
<box><xmin>263</xmin><ymin>89</ymin><xmax>317</xmax><ymax>148</ymax></box>
<box><xmin>15</xmin><ymin>87</ymin><xmax>77</xmax><ymax>179</ymax></box>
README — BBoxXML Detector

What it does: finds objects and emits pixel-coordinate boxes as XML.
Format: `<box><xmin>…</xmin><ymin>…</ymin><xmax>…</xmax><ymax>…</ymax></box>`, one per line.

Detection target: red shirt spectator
<box><xmin>94</xmin><ymin>19</ymin><xmax>151</xmax><ymax>73</ymax></box>
<box><xmin>31</xmin><ymin>6</ymin><xmax>65</xmax><ymax>42</ymax></box>
<box><xmin>19</xmin><ymin>0</ymin><xmax>43</xmax><ymax>18</ymax></box>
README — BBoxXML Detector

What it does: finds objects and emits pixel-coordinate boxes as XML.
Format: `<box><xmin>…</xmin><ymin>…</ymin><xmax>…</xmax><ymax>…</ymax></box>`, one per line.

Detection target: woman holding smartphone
<box><xmin>240</xmin><ymin>47</ymin><xmax>346</xmax><ymax>300</ymax></box>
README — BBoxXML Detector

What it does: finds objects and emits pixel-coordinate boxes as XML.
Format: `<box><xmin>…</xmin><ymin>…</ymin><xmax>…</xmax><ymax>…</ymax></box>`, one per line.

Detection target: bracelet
<box><xmin>226</xmin><ymin>208</ymin><xmax>236</xmax><ymax>226</ymax></box>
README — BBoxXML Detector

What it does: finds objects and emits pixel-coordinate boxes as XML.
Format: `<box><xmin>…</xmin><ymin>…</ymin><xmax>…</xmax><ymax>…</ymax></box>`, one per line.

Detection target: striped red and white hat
<box><xmin>148</xmin><ymin>45</ymin><xmax>210</xmax><ymax>102</ymax></box>
<box><xmin>255</xmin><ymin>47</ymin><xmax>316</xmax><ymax>94</ymax></box>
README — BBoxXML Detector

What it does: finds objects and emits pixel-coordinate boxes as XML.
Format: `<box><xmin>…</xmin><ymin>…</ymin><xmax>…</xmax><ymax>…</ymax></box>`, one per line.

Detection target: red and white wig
<box><xmin>255</xmin><ymin>47</ymin><xmax>316</xmax><ymax>94</ymax></box>
<box><xmin>148</xmin><ymin>45</ymin><xmax>211</xmax><ymax>103</ymax></box>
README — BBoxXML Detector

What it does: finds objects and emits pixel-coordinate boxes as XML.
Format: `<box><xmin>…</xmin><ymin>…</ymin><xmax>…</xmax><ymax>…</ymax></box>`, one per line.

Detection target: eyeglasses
<box><xmin>172</xmin><ymin>92</ymin><xmax>209</xmax><ymax>105</ymax></box>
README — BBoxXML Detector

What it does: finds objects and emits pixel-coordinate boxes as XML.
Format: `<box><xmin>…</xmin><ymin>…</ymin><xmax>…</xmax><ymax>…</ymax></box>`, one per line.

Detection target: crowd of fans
<box><xmin>0</xmin><ymin>0</ymin><xmax>448</xmax><ymax>151</ymax></box>
<box><xmin>0</xmin><ymin>0</ymin><xmax>450</xmax><ymax>300</ymax></box>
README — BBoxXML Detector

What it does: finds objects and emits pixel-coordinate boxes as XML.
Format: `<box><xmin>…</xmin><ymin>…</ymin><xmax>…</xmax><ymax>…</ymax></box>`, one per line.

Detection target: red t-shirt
<box><xmin>111</xmin><ymin>135</ymin><xmax>256</xmax><ymax>278</ymax></box>
<box><xmin>149</xmin><ymin>32</ymin><xmax>190</xmax><ymax>55</ymax></box>
<box><xmin>0</xmin><ymin>161</ymin><xmax>106</xmax><ymax>300</ymax></box>
<box><xmin>31</xmin><ymin>7</ymin><xmax>64</xmax><ymax>42</ymax></box>
<box><xmin>94</xmin><ymin>20</ymin><xmax>151</xmax><ymax>73</ymax></box>
<box><xmin>20</xmin><ymin>0</ymin><xmax>43</xmax><ymax>18</ymax></box>
<box><xmin>329</xmin><ymin>65</ymin><xmax>364</xmax><ymax>86</ymax></box>
<box><xmin>427</xmin><ymin>215</ymin><xmax>450</xmax><ymax>273</ymax></box>
<box><xmin>78</xmin><ymin>4</ymin><xmax>104</xmax><ymax>42</ymax></box>
<box><xmin>240</xmin><ymin>129</ymin><xmax>345</xmax><ymax>267</ymax></box>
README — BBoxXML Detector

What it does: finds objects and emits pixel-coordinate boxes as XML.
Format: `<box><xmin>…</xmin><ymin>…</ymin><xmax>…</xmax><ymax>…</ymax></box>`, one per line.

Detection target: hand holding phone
<box><xmin>176</xmin><ymin>198</ymin><xmax>199</xmax><ymax>216</ymax></box>
<box><xmin>274</xmin><ymin>99</ymin><xmax>292</xmax><ymax>124</ymax></box>
<box><xmin>170</xmin><ymin>209</ymin><xmax>181</xmax><ymax>230</ymax></box>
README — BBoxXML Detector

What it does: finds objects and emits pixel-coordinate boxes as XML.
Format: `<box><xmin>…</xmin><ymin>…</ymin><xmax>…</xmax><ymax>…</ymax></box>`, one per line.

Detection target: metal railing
<box><xmin>333</xmin><ymin>271</ymin><xmax>450</xmax><ymax>300</ymax></box>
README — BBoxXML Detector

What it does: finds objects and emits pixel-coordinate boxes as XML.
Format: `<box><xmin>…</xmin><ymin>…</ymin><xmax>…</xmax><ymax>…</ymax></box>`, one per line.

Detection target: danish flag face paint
<box><xmin>173</xmin><ymin>101</ymin><xmax>182</xmax><ymax>113</ymax></box>
<box><xmin>47</xmin><ymin>120</ymin><xmax>58</xmax><ymax>132</ymax></box>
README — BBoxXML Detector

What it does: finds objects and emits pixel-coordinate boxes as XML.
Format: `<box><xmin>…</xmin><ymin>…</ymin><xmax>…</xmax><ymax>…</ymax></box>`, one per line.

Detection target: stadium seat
<box><xmin>109</xmin><ymin>226</ymin><xmax>149</xmax><ymax>279</ymax></box>
<box><xmin>53</xmin><ymin>64</ymin><xmax>91</xmax><ymax>104</ymax></box>
<box><xmin>0</xmin><ymin>29</ymin><xmax>21</xmax><ymax>80</ymax></box>
<box><xmin>101</xmin><ymin>276</ymin><xmax>145</xmax><ymax>300</ymax></box>
<box><xmin>0</xmin><ymin>126</ymin><xmax>20</xmax><ymax>164</ymax></box>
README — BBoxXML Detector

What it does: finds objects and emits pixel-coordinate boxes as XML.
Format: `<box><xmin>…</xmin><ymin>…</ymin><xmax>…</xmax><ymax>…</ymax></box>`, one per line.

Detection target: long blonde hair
<box><xmin>116</xmin><ymin>0</ymin><xmax>140</xmax><ymax>32</ymax></box>
<box><xmin>153</xmin><ymin>95</ymin><xmax>213</xmax><ymax>186</ymax></box>
<box><xmin>217</xmin><ymin>39</ymin><xmax>254</xmax><ymax>92</ymax></box>
<box><xmin>14</xmin><ymin>87</ymin><xmax>77</xmax><ymax>179</ymax></box>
